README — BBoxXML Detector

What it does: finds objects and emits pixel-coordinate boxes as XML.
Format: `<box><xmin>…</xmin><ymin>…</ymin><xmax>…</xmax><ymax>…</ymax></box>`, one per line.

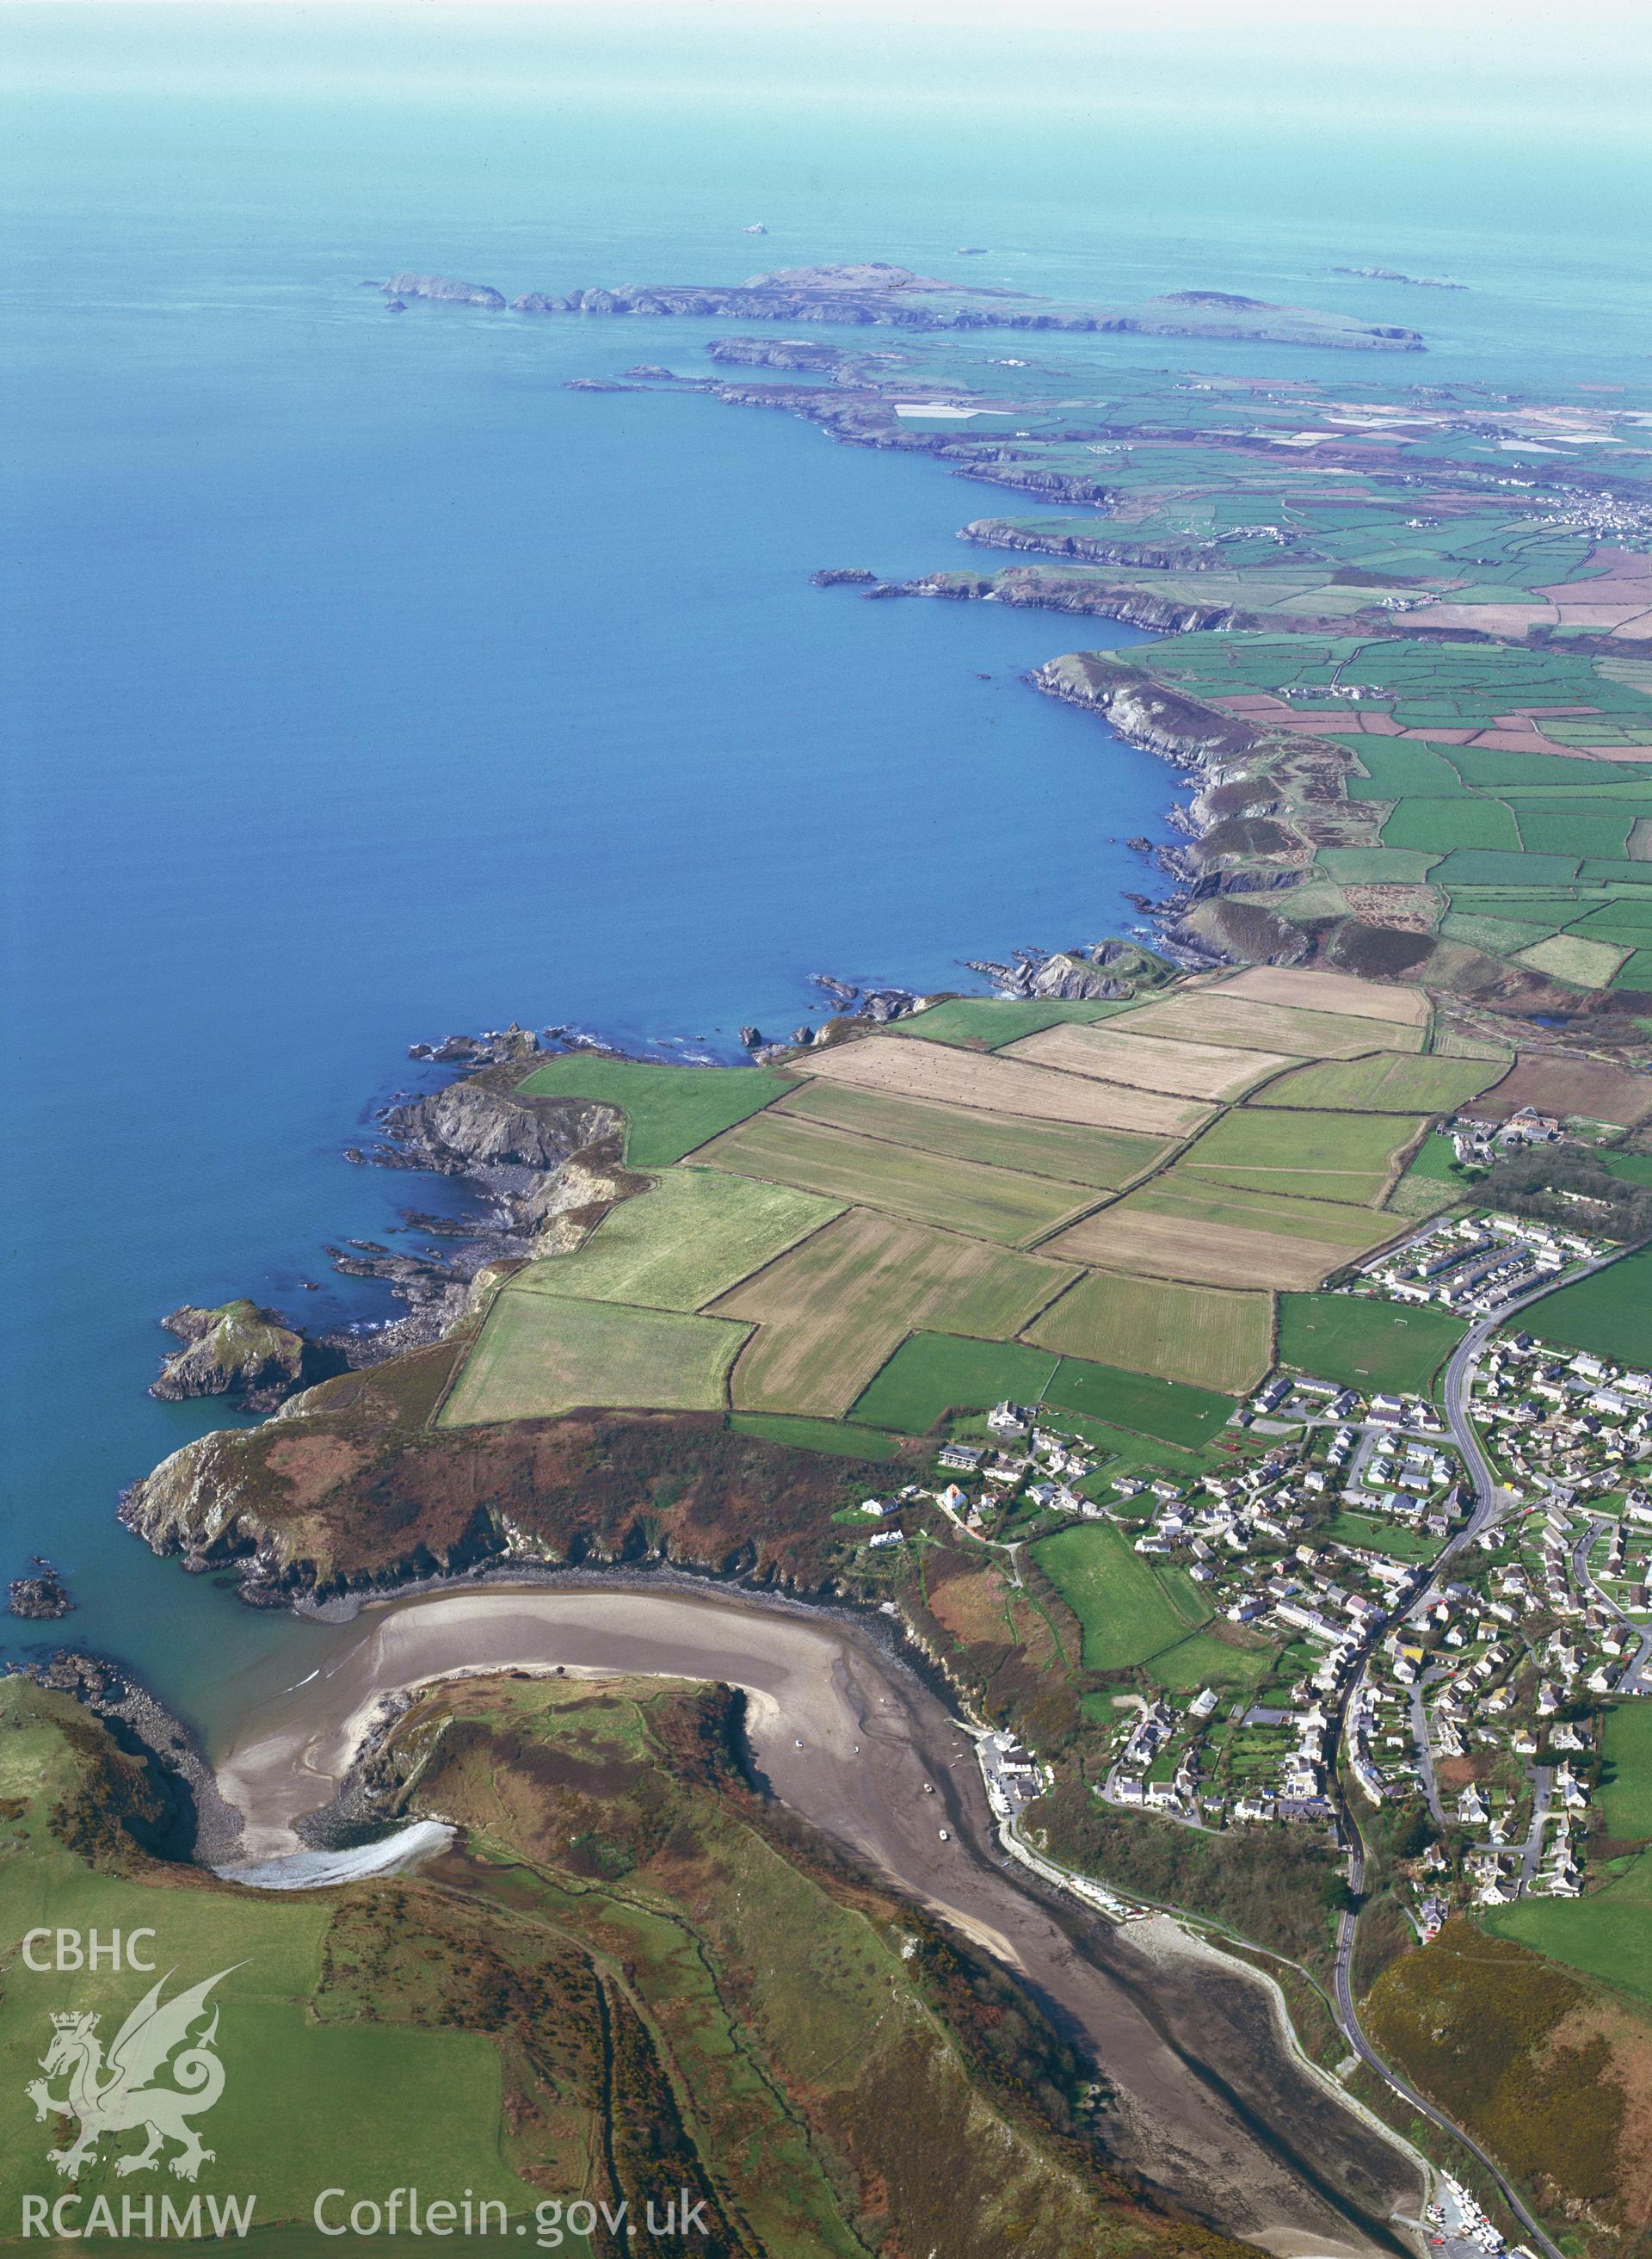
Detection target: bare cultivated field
<box><xmin>1026</xmin><ymin>1271</ymin><xmax>1273</xmax><ymax>1392</ymax></box>
<box><xmin>791</xmin><ymin>1034</ymin><xmax>1211</xmax><ymax>1135</ymax></box>
<box><xmin>1109</xmin><ymin>992</ymin><xmax>1424</xmax><ymax>1059</ymax></box>
<box><xmin>1214</xmin><ymin>966</ymin><xmax>1431</xmax><ymax>1027</ymax></box>
<box><xmin>712</xmin><ymin>1207</ymin><xmax>1071</xmax><ymax>1417</ymax></box>
<box><xmin>1003</xmin><ymin>1021</ymin><xmax>1288</xmax><ymax>1099</ymax></box>
<box><xmin>1039</xmin><ymin>1210</ymin><xmax>1359</xmax><ymax>1291</ymax></box>
<box><xmin>1479</xmin><ymin>1053</ymin><xmax>1652</xmax><ymax>1128</ymax></box>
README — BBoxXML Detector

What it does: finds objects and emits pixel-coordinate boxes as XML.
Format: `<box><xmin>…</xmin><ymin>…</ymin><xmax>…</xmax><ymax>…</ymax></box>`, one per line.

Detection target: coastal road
<box><xmin>214</xmin><ymin>1579</ymin><xmax>1425</xmax><ymax>2259</ymax></box>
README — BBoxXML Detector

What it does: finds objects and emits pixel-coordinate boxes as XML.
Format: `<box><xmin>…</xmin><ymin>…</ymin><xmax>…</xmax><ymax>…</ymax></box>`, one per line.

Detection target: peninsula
<box><xmin>381</xmin><ymin>262</ymin><xmax>1427</xmax><ymax>349</ymax></box>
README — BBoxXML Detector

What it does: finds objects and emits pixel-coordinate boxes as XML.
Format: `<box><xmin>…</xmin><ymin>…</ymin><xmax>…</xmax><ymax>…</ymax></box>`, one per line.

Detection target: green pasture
<box><xmin>896</xmin><ymin>996</ymin><xmax>1132</xmax><ymax>1047</ymax></box>
<box><xmin>513</xmin><ymin>1167</ymin><xmax>839</xmax><ymax>1311</ymax></box>
<box><xmin>1026</xmin><ymin>1270</ymin><xmax>1273</xmax><ymax>1393</ymax></box>
<box><xmin>1492</xmin><ymin>1848</ymin><xmax>1652</xmax><ymax>2005</ymax></box>
<box><xmin>1528</xmin><ymin>1249</ymin><xmax>1652</xmax><ymax>1364</ymax></box>
<box><xmin>1383</xmin><ymin>797</ymin><xmax>1519</xmax><ymax>853</ymax></box>
<box><xmin>851</xmin><ymin>1331</ymin><xmax>1059</xmax><ymax>1431</ymax></box>
<box><xmin>729</xmin><ymin>1412</ymin><xmax>903</xmax><ymax>1460</ymax></box>
<box><xmin>1040</xmin><ymin>1356</ymin><xmax>1236</xmax><ymax>1447</ymax></box>
<box><xmin>1179</xmin><ymin>1105</ymin><xmax>1419</xmax><ymax>1203</ymax></box>
<box><xmin>1601</xmin><ymin>1702</ymin><xmax>1652</xmax><ymax>1840</ymax></box>
<box><xmin>1276</xmin><ymin>1291</ymin><xmax>1466</xmax><ymax>1392</ymax></box>
<box><xmin>1252</xmin><ymin>1052</ymin><xmax>1497</xmax><ymax>1114</ymax></box>
<box><xmin>440</xmin><ymin>1292</ymin><xmax>747</xmax><ymax>1425</ymax></box>
<box><xmin>1033</xmin><ymin>1521</ymin><xmax>1211</xmax><ymax>1671</ymax></box>
<box><xmin>515</xmin><ymin>1055</ymin><xmax>793</xmax><ymax>1165</ymax></box>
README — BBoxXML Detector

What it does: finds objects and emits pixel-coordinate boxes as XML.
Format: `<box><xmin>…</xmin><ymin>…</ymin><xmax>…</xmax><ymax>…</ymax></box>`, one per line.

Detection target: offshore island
<box><xmin>15</xmin><ymin>263</ymin><xmax>1652</xmax><ymax>2258</ymax></box>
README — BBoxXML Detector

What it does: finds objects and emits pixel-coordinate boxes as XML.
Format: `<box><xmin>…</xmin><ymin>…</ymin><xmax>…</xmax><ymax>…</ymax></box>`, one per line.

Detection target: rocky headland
<box><xmin>151</xmin><ymin>1299</ymin><xmax>343</xmax><ymax>1410</ymax></box>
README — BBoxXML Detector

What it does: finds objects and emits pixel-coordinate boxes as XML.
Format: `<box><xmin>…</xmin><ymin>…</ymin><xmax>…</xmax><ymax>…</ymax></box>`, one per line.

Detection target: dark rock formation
<box><xmin>9</xmin><ymin>1558</ymin><xmax>73</xmax><ymax>1620</ymax></box>
<box><xmin>812</xmin><ymin>567</ymin><xmax>878</xmax><ymax>587</ymax></box>
<box><xmin>407</xmin><ymin>1021</ymin><xmax>540</xmax><ymax>1066</ymax></box>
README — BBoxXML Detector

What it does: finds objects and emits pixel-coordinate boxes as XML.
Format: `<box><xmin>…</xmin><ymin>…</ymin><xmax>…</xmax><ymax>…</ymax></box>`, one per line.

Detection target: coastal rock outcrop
<box><xmin>407</xmin><ymin>1021</ymin><xmax>540</xmax><ymax>1065</ymax></box>
<box><xmin>961</xmin><ymin>519</ymin><xmax>1233</xmax><ymax>572</ymax></box>
<box><xmin>380</xmin><ymin>273</ymin><xmax>505</xmax><ymax>310</ymax></box>
<box><xmin>9</xmin><ymin>1558</ymin><xmax>73</xmax><ymax>1620</ymax></box>
<box><xmin>1030</xmin><ymin>654</ymin><xmax>1259</xmax><ymax>770</ymax></box>
<box><xmin>151</xmin><ymin>1301</ymin><xmax>333</xmax><ymax>1410</ymax></box>
<box><xmin>380</xmin><ymin>1079</ymin><xmax>616</xmax><ymax>1182</ymax></box>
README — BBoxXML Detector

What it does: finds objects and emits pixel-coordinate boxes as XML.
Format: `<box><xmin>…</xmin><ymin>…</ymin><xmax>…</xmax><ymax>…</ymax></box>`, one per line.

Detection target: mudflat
<box><xmin>213</xmin><ymin>1581</ymin><xmax>1422</xmax><ymax>2259</ymax></box>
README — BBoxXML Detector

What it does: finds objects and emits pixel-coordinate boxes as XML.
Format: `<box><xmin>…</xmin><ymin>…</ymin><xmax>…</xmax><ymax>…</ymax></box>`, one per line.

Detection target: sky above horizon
<box><xmin>3</xmin><ymin>0</ymin><xmax>1648</xmax><ymax>139</ymax></box>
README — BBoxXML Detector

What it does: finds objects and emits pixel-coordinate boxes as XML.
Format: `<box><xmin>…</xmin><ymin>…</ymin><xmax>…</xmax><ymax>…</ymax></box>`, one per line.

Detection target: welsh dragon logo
<box><xmin>27</xmin><ymin>1966</ymin><xmax>238</xmax><ymax>2182</ymax></box>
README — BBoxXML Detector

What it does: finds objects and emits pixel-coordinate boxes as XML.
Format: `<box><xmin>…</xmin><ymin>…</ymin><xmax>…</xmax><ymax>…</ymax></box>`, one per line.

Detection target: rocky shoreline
<box><xmin>120</xmin><ymin>637</ymin><xmax>1279</xmax><ymax>1496</ymax></box>
<box><xmin>8</xmin><ymin>1647</ymin><xmax>244</xmax><ymax>1864</ymax></box>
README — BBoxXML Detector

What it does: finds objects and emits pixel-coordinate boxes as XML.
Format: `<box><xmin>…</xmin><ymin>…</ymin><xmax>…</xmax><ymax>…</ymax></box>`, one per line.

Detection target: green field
<box><xmin>1383</xmin><ymin>796</ymin><xmax>1521</xmax><ymax>852</ymax></box>
<box><xmin>728</xmin><ymin>1412</ymin><xmax>903</xmax><ymax>1460</ymax></box>
<box><xmin>695</xmin><ymin>1108</ymin><xmax>1096</xmax><ymax>1244</ymax></box>
<box><xmin>1400</xmin><ymin>1130</ymin><xmax>1464</xmax><ymax>1182</ymax></box>
<box><xmin>1252</xmin><ymin>1052</ymin><xmax>1499</xmax><ymax>1114</ymax></box>
<box><xmin>515</xmin><ymin>1056</ymin><xmax>795</xmax><ymax>1165</ymax></box>
<box><xmin>441</xmin><ymin>1292</ymin><xmax>748</xmax><ymax>1425</ymax></box>
<box><xmin>1316</xmin><ymin>847</ymin><xmax>1441</xmax><ymax>886</ymax></box>
<box><xmin>1514</xmin><ymin>932</ymin><xmax>1630</xmax><ymax>988</ymax></box>
<box><xmin>1177</xmin><ymin>1107</ymin><xmax>1420</xmax><ymax>1205</ymax></box>
<box><xmin>714</xmin><ymin>1208</ymin><xmax>1068</xmax><ymax>1417</ymax></box>
<box><xmin>1148</xmin><ymin>1630</ymin><xmax>1278</xmax><ymax>1693</ymax></box>
<box><xmin>1276</xmin><ymin>1291</ymin><xmax>1466</xmax><ymax>1392</ymax></box>
<box><xmin>1492</xmin><ymin>1848</ymin><xmax>1652</xmax><ymax>2005</ymax></box>
<box><xmin>851</xmin><ymin>1331</ymin><xmax>1060</xmax><ymax>1431</ymax></box>
<box><xmin>1040</xmin><ymin>1357</ymin><xmax>1236</xmax><ymax>1447</ymax></box>
<box><xmin>1529</xmin><ymin>1249</ymin><xmax>1652</xmax><ymax>1365</ymax></box>
<box><xmin>777</xmin><ymin>1077</ymin><xmax>1162</xmax><ymax>1188</ymax></box>
<box><xmin>512</xmin><ymin>1168</ymin><xmax>840</xmax><ymax>1310</ymax></box>
<box><xmin>1601</xmin><ymin>1702</ymin><xmax>1652</xmax><ymax>1841</ymax></box>
<box><xmin>1026</xmin><ymin>1271</ymin><xmax>1273</xmax><ymax>1394</ymax></box>
<box><xmin>897</xmin><ymin>997</ymin><xmax>1130</xmax><ymax>1047</ymax></box>
<box><xmin>1324</xmin><ymin>1512</ymin><xmax>1444</xmax><ymax>1562</ymax></box>
<box><xmin>1034</xmin><ymin>1522</ymin><xmax>1212</xmax><ymax>1670</ymax></box>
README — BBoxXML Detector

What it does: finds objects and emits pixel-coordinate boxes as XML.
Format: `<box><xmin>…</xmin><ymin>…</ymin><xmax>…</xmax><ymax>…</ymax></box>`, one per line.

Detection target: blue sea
<box><xmin>4</xmin><ymin>8</ymin><xmax>1650</xmax><ymax>1725</ymax></box>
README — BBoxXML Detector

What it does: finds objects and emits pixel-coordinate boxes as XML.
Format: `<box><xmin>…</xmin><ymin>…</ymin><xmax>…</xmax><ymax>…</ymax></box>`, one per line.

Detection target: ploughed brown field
<box><xmin>1002</xmin><ymin>1021</ymin><xmax>1290</xmax><ymax>1099</ymax></box>
<box><xmin>793</xmin><ymin>1032</ymin><xmax>1213</xmax><ymax>1134</ymax></box>
<box><xmin>1214</xmin><ymin>965</ymin><xmax>1432</xmax><ymax>1027</ymax></box>
<box><xmin>1479</xmin><ymin>1052</ymin><xmax>1652</xmax><ymax>1128</ymax></box>
<box><xmin>1042</xmin><ymin>1208</ymin><xmax>1378</xmax><ymax>1291</ymax></box>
